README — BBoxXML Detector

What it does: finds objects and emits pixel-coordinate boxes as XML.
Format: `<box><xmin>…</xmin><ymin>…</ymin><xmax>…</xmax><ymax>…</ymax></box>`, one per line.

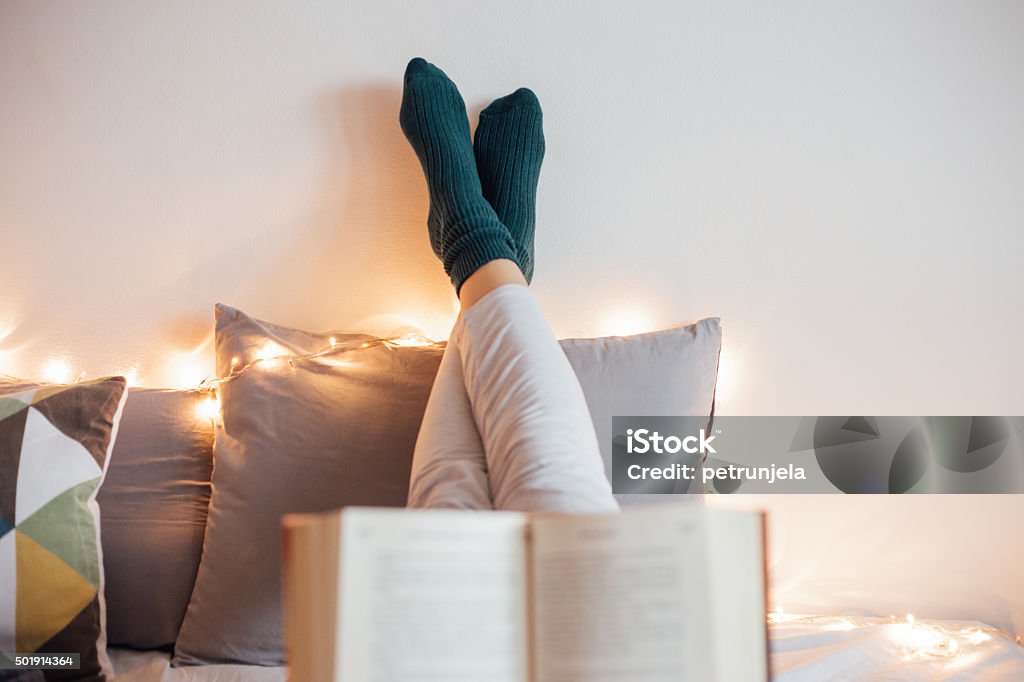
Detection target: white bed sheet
<box><xmin>109</xmin><ymin>649</ymin><xmax>285</xmax><ymax>682</ymax></box>
<box><xmin>110</xmin><ymin>616</ymin><xmax>1024</xmax><ymax>681</ymax></box>
<box><xmin>770</xmin><ymin>615</ymin><xmax>1024</xmax><ymax>681</ymax></box>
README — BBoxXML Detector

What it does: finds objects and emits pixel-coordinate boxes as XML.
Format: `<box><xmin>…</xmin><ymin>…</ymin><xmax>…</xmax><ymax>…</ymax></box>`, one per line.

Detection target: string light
<box><xmin>114</xmin><ymin>366</ymin><xmax>141</xmax><ymax>387</ymax></box>
<box><xmin>765</xmin><ymin>611</ymin><xmax>1017</xmax><ymax>660</ymax></box>
<box><xmin>194</xmin><ymin>393</ymin><xmax>220</xmax><ymax>421</ymax></box>
<box><xmin>209</xmin><ymin>333</ymin><xmax>443</xmax><ymax>389</ymax></box>
<box><xmin>11</xmin><ymin>331</ymin><xmax>442</xmax><ymax>390</ymax></box>
<box><xmin>253</xmin><ymin>341</ymin><xmax>289</xmax><ymax>369</ymax></box>
<box><xmin>386</xmin><ymin>334</ymin><xmax>434</xmax><ymax>348</ymax></box>
<box><xmin>42</xmin><ymin>358</ymin><xmax>74</xmax><ymax>384</ymax></box>
<box><xmin>167</xmin><ymin>355</ymin><xmax>208</xmax><ymax>389</ymax></box>
<box><xmin>965</xmin><ymin>628</ymin><xmax>991</xmax><ymax>645</ymax></box>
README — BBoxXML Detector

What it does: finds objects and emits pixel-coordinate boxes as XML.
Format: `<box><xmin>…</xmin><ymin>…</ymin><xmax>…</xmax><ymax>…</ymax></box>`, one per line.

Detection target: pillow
<box><xmin>0</xmin><ymin>377</ymin><xmax>128</xmax><ymax>681</ymax></box>
<box><xmin>97</xmin><ymin>388</ymin><xmax>214</xmax><ymax>650</ymax></box>
<box><xmin>707</xmin><ymin>494</ymin><xmax>1024</xmax><ymax>638</ymax></box>
<box><xmin>172</xmin><ymin>304</ymin><xmax>721</xmax><ymax>666</ymax></box>
<box><xmin>561</xmin><ymin>321</ymin><xmax>722</xmax><ymax>505</ymax></box>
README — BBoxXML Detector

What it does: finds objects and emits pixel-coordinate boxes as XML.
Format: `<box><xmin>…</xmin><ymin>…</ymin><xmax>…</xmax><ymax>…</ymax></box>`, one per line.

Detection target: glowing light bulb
<box><xmin>388</xmin><ymin>335</ymin><xmax>432</xmax><ymax>348</ymax></box>
<box><xmin>597</xmin><ymin>309</ymin><xmax>654</xmax><ymax>337</ymax></box>
<box><xmin>887</xmin><ymin>614</ymin><xmax>960</xmax><ymax>659</ymax></box>
<box><xmin>168</xmin><ymin>357</ymin><xmax>207</xmax><ymax>388</ymax></box>
<box><xmin>43</xmin><ymin>358</ymin><xmax>74</xmax><ymax>384</ymax></box>
<box><xmin>254</xmin><ymin>341</ymin><xmax>288</xmax><ymax>368</ymax></box>
<box><xmin>231</xmin><ymin>356</ymin><xmax>240</xmax><ymax>367</ymax></box>
<box><xmin>195</xmin><ymin>394</ymin><xmax>220</xmax><ymax>421</ymax></box>
<box><xmin>329</xmin><ymin>337</ymin><xmax>337</xmax><ymax>348</ymax></box>
<box><xmin>0</xmin><ymin>348</ymin><xmax>16</xmax><ymax>376</ymax></box>
<box><xmin>965</xmin><ymin>629</ymin><xmax>991</xmax><ymax>644</ymax></box>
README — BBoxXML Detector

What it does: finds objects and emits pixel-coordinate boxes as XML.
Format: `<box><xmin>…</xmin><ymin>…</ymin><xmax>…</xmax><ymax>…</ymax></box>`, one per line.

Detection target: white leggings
<box><xmin>407</xmin><ymin>284</ymin><xmax>618</xmax><ymax>513</ymax></box>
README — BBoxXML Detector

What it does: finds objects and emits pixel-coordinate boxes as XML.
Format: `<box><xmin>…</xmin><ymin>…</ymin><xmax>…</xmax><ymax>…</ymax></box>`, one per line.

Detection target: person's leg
<box><xmin>400</xmin><ymin>58</ymin><xmax>615</xmax><ymax>513</ymax></box>
<box><xmin>399</xmin><ymin>57</ymin><xmax>507</xmax><ymax>509</ymax></box>
<box><xmin>407</xmin><ymin>341</ymin><xmax>492</xmax><ymax>509</ymax></box>
<box><xmin>457</xmin><ymin>257</ymin><xmax>526</xmax><ymax>308</ymax></box>
<box><xmin>399</xmin><ymin>58</ymin><xmax>519</xmax><ymax>293</ymax></box>
<box><xmin>451</xmin><ymin>263</ymin><xmax>618</xmax><ymax>513</ymax></box>
<box><xmin>474</xmin><ymin>88</ymin><xmax>545</xmax><ymax>282</ymax></box>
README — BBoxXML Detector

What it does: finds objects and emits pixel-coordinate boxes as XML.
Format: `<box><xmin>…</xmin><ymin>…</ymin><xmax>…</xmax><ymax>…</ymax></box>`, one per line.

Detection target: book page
<box><xmin>337</xmin><ymin>508</ymin><xmax>529</xmax><ymax>682</ymax></box>
<box><xmin>530</xmin><ymin>506</ymin><xmax>716</xmax><ymax>682</ymax></box>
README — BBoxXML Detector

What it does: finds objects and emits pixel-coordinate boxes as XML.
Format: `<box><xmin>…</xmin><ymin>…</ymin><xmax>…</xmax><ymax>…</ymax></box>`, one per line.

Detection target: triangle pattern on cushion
<box><xmin>0</xmin><ymin>387</ymin><xmax>36</xmax><ymax>402</ymax></box>
<box><xmin>0</xmin><ymin>396</ymin><xmax>32</xmax><ymax>423</ymax></box>
<box><xmin>36</xmin><ymin>592</ymin><xmax>104</xmax><ymax>680</ymax></box>
<box><xmin>0</xmin><ymin>517</ymin><xmax>11</xmax><ymax>539</ymax></box>
<box><xmin>27</xmin><ymin>384</ymin><xmax>73</xmax><ymax>405</ymax></box>
<box><xmin>14</xmin><ymin>408</ymin><xmax>101</xmax><ymax>524</ymax></box>
<box><xmin>15</xmin><ymin>530</ymin><xmax>97</xmax><ymax>654</ymax></box>
<box><xmin>0</xmin><ymin>530</ymin><xmax>15</xmax><ymax>655</ymax></box>
<box><xmin>17</xmin><ymin>478</ymin><xmax>102</xmax><ymax>587</ymax></box>
<box><xmin>31</xmin><ymin>380</ymin><xmax>117</xmax><ymax>470</ymax></box>
<box><xmin>0</xmin><ymin>406</ymin><xmax>29</xmax><ymax>528</ymax></box>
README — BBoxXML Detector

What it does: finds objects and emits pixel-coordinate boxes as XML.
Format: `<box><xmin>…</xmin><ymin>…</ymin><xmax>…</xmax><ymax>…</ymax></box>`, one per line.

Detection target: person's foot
<box><xmin>399</xmin><ymin>58</ymin><xmax>518</xmax><ymax>292</ymax></box>
<box><xmin>474</xmin><ymin>88</ymin><xmax>545</xmax><ymax>282</ymax></box>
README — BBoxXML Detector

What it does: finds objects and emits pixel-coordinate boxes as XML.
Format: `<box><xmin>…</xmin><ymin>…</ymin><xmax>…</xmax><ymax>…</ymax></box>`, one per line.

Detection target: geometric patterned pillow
<box><xmin>0</xmin><ymin>377</ymin><xmax>128</xmax><ymax>681</ymax></box>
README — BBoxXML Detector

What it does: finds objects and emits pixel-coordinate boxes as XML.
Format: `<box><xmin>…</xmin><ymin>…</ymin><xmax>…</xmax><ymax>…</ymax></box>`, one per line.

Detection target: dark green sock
<box><xmin>399</xmin><ymin>58</ymin><xmax>517</xmax><ymax>292</ymax></box>
<box><xmin>474</xmin><ymin>88</ymin><xmax>545</xmax><ymax>283</ymax></box>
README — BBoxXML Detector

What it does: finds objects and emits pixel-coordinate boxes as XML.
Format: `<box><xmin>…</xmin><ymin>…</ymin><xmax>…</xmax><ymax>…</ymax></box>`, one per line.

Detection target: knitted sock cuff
<box><xmin>445</xmin><ymin>220</ymin><xmax>519</xmax><ymax>293</ymax></box>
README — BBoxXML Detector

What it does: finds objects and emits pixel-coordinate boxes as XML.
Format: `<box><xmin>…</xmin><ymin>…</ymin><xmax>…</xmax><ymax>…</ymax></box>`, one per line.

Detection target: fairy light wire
<box><xmin>766</xmin><ymin>611</ymin><xmax>1020</xmax><ymax>658</ymax></box>
<box><xmin>198</xmin><ymin>333</ymin><xmax>442</xmax><ymax>390</ymax></box>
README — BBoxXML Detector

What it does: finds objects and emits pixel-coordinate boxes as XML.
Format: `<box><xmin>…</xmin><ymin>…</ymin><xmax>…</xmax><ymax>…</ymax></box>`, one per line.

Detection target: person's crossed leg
<box><xmin>400</xmin><ymin>58</ymin><xmax>617</xmax><ymax>514</ymax></box>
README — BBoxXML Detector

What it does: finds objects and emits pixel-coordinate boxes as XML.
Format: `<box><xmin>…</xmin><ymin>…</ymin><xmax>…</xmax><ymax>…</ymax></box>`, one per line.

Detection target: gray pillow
<box><xmin>562</xmin><ymin>320</ymin><xmax>722</xmax><ymax>505</ymax></box>
<box><xmin>172</xmin><ymin>304</ymin><xmax>721</xmax><ymax>666</ymax></box>
<box><xmin>97</xmin><ymin>388</ymin><xmax>214</xmax><ymax>650</ymax></box>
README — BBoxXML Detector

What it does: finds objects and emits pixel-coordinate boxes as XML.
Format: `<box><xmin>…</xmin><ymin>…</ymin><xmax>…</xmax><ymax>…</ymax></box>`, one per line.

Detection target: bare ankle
<box><xmin>458</xmin><ymin>259</ymin><xmax>528</xmax><ymax>310</ymax></box>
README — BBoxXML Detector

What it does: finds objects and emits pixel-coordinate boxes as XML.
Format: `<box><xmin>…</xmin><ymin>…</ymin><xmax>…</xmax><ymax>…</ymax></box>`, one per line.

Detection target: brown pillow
<box><xmin>97</xmin><ymin>388</ymin><xmax>214</xmax><ymax>650</ymax></box>
<box><xmin>172</xmin><ymin>306</ymin><xmax>444</xmax><ymax>666</ymax></box>
<box><xmin>172</xmin><ymin>304</ymin><xmax>721</xmax><ymax>666</ymax></box>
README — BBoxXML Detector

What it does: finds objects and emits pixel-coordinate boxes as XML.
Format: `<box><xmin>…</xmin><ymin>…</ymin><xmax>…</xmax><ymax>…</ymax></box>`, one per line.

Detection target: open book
<box><xmin>283</xmin><ymin>505</ymin><xmax>768</xmax><ymax>682</ymax></box>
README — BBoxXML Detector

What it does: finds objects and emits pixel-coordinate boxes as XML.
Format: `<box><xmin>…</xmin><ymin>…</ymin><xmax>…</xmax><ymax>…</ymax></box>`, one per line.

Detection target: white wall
<box><xmin>2</xmin><ymin>1</ymin><xmax>1022</xmax><ymax>415</ymax></box>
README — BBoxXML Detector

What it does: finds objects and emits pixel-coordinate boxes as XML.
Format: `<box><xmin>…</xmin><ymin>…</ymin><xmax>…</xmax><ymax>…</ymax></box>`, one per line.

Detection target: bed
<box><xmin>109</xmin><ymin>615</ymin><xmax>1024</xmax><ymax>681</ymax></box>
<box><xmin>768</xmin><ymin>615</ymin><xmax>1024</xmax><ymax>681</ymax></box>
